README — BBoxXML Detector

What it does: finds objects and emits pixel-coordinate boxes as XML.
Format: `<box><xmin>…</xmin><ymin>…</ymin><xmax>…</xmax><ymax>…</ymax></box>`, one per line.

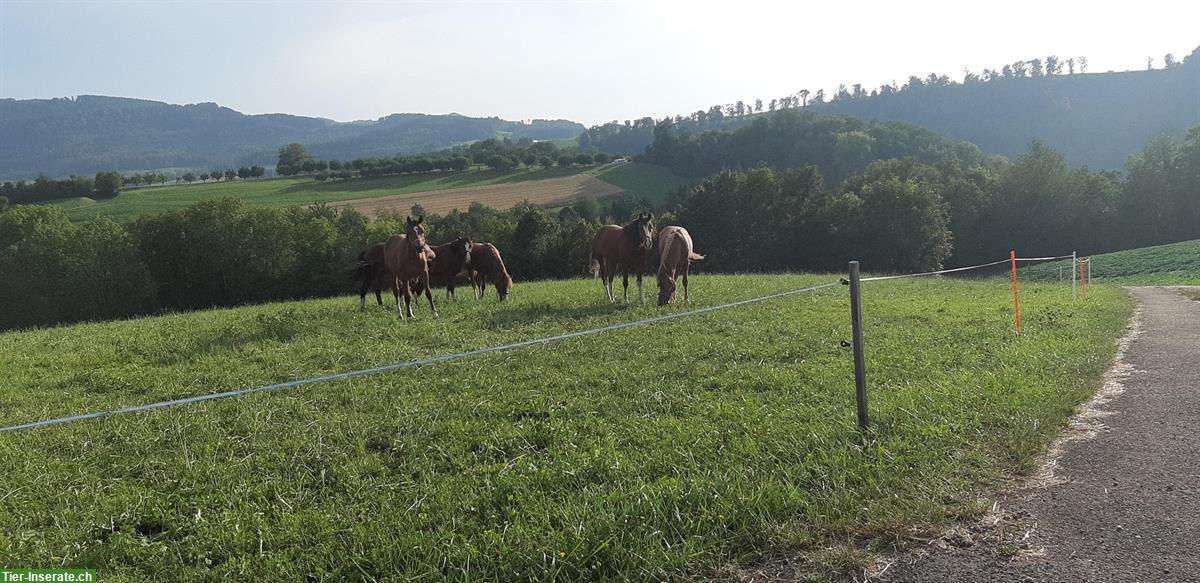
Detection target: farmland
<box><xmin>0</xmin><ymin>274</ymin><xmax>1132</xmax><ymax>580</ymax></box>
<box><xmin>52</xmin><ymin>162</ymin><xmax>687</xmax><ymax>222</ymax></box>
<box><xmin>330</xmin><ymin>173</ymin><xmax>623</xmax><ymax>216</ymax></box>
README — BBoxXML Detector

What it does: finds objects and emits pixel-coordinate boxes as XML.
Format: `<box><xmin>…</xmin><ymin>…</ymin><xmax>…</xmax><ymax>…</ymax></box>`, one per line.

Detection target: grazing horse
<box><xmin>382</xmin><ymin>216</ymin><xmax>438</xmax><ymax>319</ymax></box>
<box><xmin>589</xmin><ymin>214</ymin><xmax>655</xmax><ymax>304</ymax></box>
<box><xmin>413</xmin><ymin>237</ymin><xmax>473</xmax><ymax>300</ymax></box>
<box><xmin>469</xmin><ymin>243</ymin><xmax>513</xmax><ymax>301</ymax></box>
<box><xmin>656</xmin><ymin>226</ymin><xmax>704</xmax><ymax>306</ymax></box>
<box><xmin>351</xmin><ymin>242</ymin><xmax>388</xmax><ymax>310</ymax></box>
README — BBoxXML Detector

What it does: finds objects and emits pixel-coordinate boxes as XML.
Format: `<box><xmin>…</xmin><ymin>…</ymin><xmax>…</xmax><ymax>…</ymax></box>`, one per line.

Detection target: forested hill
<box><xmin>813</xmin><ymin>52</ymin><xmax>1200</xmax><ymax>170</ymax></box>
<box><xmin>0</xmin><ymin>95</ymin><xmax>584</xmax><ymax>180</ymax></box>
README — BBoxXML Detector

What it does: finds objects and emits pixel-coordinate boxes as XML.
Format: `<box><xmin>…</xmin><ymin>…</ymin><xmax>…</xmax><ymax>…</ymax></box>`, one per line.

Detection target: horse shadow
<box><xmin>485</xmin><ymin>302</ymin><xmax>633</xmax><ymax>329</ymax></box>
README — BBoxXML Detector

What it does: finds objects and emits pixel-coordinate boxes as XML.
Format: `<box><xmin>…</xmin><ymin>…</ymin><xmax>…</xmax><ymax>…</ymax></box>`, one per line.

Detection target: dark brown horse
<box><xmin>656</xmin><ymin>226</ymin><xmax>704</xmax><ymax>306</ymax></box>
<box><xmin>412</xmin><ymin>237</ymin><xmax>473</xmax><ymax>300</ymax></box>
<box><xmin>589</xmin><ymin>214</ymin><xmax>655</xmax><ymax>303</ymax></box>
<box><xmin>351</xmin><ymin>242</ymin><xmax>388</xmax><ymax>310</ymax></box>
<box><xmin>469</xmin><ymin>243</ymin><xmax>513</xmax><ymax>301</ymax></box>
<box><xmin>383</xmin><ymin>216</ymin><xmax>438</xmax><ymax>319</ymax></box>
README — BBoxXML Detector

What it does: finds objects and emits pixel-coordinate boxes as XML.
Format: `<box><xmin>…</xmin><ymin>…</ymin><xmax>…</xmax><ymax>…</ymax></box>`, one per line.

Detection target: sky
<box><xmin>2</xmin><ymin>1</ymin><xmax>1198</xmax><ymax>126</ymax></box>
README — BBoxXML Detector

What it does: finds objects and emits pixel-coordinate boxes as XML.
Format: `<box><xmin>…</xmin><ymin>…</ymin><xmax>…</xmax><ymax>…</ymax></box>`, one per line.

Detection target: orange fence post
<box><xmin>1079</xmin><ymin>257</ymin><xmax>1088</xmax><ymax>300</ymax></box>
<box><xmin>1010</xmin><ymin>249</ymin><xmax>1021</xmax><ymax>335</ymax></box>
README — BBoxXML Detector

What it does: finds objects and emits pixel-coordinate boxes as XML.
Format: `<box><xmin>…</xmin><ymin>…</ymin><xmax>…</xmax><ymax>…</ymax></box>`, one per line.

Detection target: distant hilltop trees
<box><xmin>582</xmin><ymin>46</ymin><xmax>1200</xmax><ymax>169</ymax></box>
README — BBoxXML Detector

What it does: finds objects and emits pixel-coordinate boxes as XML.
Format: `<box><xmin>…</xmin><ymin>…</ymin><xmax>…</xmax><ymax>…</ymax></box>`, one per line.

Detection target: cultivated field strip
<box><xmin>331</xmin><ymin>173</ymin><xmax>625</xmax><ymax>216</ymax></box>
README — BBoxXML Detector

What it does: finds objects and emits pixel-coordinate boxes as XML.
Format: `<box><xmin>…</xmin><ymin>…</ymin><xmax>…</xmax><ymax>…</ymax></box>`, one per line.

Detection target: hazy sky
<box><xmin>2</xmin><ymin>1</ymin><xmax>1197</xmax><ymax>125</ymax></box>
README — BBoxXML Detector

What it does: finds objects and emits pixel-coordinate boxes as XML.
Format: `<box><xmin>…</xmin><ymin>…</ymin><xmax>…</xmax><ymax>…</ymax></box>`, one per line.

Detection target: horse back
<box><xmin>657</xmin><ymin>226</ymin><xmax>693</xmax><ymax>277</ymax></box>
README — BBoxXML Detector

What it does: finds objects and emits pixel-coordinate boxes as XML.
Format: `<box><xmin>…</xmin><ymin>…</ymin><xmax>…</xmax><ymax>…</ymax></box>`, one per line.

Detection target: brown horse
<box><xmin>589</xmin><ymin>214</ymin><xmax>655</xmax><ymax>303</ymax></box>
<box><xmin>656</xmin><ymin>226</ymin><xmax>704</xmax><ymax>306</ymax></box>
<box><xmin>412</xmin><ymin>237</ymin><xmax>473</xmax><ymax>300</ymax></box>
<box><xmin>351</xmin><ymin>242</ymin><xmax>388</xmax><ymax>310</ymax></box>
<box><xmin>469</xmin><ymin>243</ymin><xmax>513</xmax><ymax>301</ymax></box>
<box><xmin>382</xmin><ymin>216</ymin><xmax>438</xmax><ymax>319</ymax></box>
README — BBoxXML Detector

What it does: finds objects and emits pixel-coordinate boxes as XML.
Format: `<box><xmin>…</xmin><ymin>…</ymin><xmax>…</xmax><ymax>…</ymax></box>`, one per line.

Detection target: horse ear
<box><xmin>417</xmin><ymin>216</ymin><xmax>424</xmax><ymax>224</ymax></box>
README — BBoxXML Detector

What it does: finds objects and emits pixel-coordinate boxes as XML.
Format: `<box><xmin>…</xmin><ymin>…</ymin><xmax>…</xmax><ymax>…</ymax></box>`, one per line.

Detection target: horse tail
<box><xmin>689</xmin><ymin>252</ymin><xmax>705</xmax><ymax>261</ymax></box>
<box><xmin>588</xmin><ymin>250</ymin><xmax>600</xmax><ymax>277</ymax></box>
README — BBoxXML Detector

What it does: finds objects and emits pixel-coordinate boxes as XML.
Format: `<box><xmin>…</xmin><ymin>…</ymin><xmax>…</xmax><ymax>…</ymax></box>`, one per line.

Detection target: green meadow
<box><xmin>1022</xmin><ymin>239</ymin><xmax>1200</xmax><ymax>285</ymax></box>
<box><xmin>0</xmin><ymin>274</ymin><xmax>1132</xmax><ymax>580</ymax></box>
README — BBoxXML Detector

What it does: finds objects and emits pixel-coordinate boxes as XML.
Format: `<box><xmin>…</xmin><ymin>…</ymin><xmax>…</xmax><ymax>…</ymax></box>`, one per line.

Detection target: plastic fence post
<box><xmin>1080</xmin><ymin>257</ymin><xmax>1088</xmax><ymax>300</ymax></box>
<box><xmin>1075</xmin><ymin>251</ymin><xmax>1084</xmax><ymax>304</ymax></box>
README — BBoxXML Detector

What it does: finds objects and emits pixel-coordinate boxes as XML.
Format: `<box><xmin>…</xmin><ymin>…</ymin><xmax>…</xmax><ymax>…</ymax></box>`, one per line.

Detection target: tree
<box><xmin>1078</xmin><ymin>56</ymin><xmax>1088</xmax><ymax>73</ymax></box>
<box><xmin>0</xmin><ymin>196</ymin><xmax>9</xmax><ymax>212</ymax></box>
<box><xmin>593</xmin><ymin>152</ymin><xmax>612</xmax><ymax>164</ymax></box>
<box><xmin>573</xmin><ymin>152</ymin><xmax>594</xmax><ymax>165</ymax></box>
<box><xmin>209</xmin><ymin>171</ymin><xmax>222</xmax><ymax>181</ymax></box>
<box><xmin>223</xmin><ymin>170</ymin><xmax>236</xmax><ymax>181</ymax></box>
<box><xmin>277</xmin><ymin>143</ymin><xmax>313</xmax><ymax>176</ymax></box>
<box><xmin>1029</xmin><ymin>58</ymin><xmax>1043</xmax><ymax>77</ymax></box>
<box><xmin>754</xmin><ymin>99</ymin><xmax>763</xmax><ymax>112</ymax></box>
<box><xmin>1147</xmin><ymin>56</ymin><xmax>1154</xmax><ymax>70</ymax></box>
<box><xmin>484</xmin><ymin>154</ymin><xmax>518</xmax><ymax>172</ymax></box>
<box><xmin>237</xmin><ymin>167</ymin><xmax>252</xmax><ymax>180</ymax></box>
<box><xmin>94</xmin><ymin>171</ymin><xmax>122</xmax><ymax>199</ymax></box>
<box><xmin>182</xmin><ymin>172</ymin><xmax>196</xmax><ymax>183</ymax></box>
<box><xmin>1045</xmin><ymin>55</ymin><xmax>1060</xmax><ymax>75</ymax></box>
<box><xmin>557</xmin><ymin>154</ymin><xmax>574</xmax><ymax>167</ymax></box>
<box><xmin>251</xmin><ymin>165</ymin><xmax>265</xmax><ymax>178</ymax></box>
<box><xmin>1165</xmin><ymin>53</ymin><xmax>1177</xmax><ymax>68</ymax></box>
<box><xmin>1066</xmin><ymin>57</ymin><xmax>1076</xmax><ymax>74</ymax></box>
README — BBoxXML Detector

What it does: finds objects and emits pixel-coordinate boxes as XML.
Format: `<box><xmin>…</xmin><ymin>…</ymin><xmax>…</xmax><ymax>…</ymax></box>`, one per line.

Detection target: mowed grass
<box><xmin>52</xmin><ymin>163</ymin><xmax>685</xmax><ymax>222</ymax></box>
<box><xmin>0</xmin><ymin>275</ymin><xmax>1132</xmax><ymax>581</ymax></box>
<box><xmin>1023</xmin><ymin>239</ymin><xmax>1200</xmax><ymax>284</ymax></box>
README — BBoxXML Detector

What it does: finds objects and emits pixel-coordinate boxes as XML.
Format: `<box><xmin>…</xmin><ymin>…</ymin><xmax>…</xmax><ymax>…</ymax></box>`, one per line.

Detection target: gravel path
<box><xmin>880</xmin><ymin>287</ymin><xmax>1200</xmax><ymax>582</ymax></box>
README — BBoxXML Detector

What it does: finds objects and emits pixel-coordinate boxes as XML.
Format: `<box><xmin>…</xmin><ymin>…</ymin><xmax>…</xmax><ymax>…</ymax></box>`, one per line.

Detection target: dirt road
<box><xmin>880</xmin><ymin>287</ymin><xmax>1200</xmax><ymax>582</ymax></box>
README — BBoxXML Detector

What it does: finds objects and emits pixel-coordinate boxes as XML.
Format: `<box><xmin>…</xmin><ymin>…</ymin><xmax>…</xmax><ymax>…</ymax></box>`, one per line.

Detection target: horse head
<box><xmin>623</xmin><ymin>214</ymin><xmax>655</xmax><ymax>251</ymax></box>
<box><xmin>453</xmin><ymin>236</ymin><xmax>473</xmax><ymax>265</ymax></box>
<box><xmin>405</xmin><ymin>216</ymin><xmax>428</xmax><ymax>257</ymax></box>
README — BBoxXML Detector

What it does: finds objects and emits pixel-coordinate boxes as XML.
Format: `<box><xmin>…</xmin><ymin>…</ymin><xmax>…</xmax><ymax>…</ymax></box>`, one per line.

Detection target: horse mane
<box><xmin>622</xmin><ymin>220</ymin><xmax>642</xmax><ymax>244</ymax></box>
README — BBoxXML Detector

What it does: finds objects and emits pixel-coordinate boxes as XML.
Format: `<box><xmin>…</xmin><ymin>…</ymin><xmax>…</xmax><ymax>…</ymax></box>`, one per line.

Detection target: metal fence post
<box><xmin>848</xmin><ymin>261</ymin><xmax>869</xmax><ymax>430</ymax></box>
<box><xmin>1072</xmin><ymin>251</ymin><xmax>1077</xmax><ymax>304</ymax></box>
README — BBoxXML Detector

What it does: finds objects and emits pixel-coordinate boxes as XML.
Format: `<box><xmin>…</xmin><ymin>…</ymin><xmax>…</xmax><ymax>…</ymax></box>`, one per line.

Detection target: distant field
<box><xmin>332</xmin><ymin>173</ymin><xmax>623</xmax><ymax>216</ymax></box>
<box><xmin>0</xmin><ymin>275</ymin><xmax>1131</xmax><ymax>580</ymax></box>
<box><xmin>51</xmin><ymin>163</ymin><xmax>686</xmax><ymax>222</ymax></box>
<box><xmin>1022</xmin><ymin>239</ymin><xmax>1200</xmax><ymax>284</ymax></box>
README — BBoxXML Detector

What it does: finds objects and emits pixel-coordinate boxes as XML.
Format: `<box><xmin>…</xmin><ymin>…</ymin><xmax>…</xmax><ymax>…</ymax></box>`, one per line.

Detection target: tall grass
<box><xmin>0</xmin><ymin>275</ymin><xmax>1132</xmax><ymax>580</ymax></box>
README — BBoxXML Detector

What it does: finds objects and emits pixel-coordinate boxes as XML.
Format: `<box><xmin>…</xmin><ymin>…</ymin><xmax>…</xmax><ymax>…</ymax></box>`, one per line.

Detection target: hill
<box><xmin>0</xmin><ymin>274</ymin><xmax>1131</xmax><ymax>580</ymax></box>
<box><xmin>51</xmin><ymin>162</ymin><xmax>684</xmax><ymax>222</ymax></box>
<box><xmin>1023</xmin><ymin>239</ymin><xmax>1200</xmax><ymax>284</ymax></box>
<box><xmin>0</xmin><ymin>95</ymin><xmax>583</xmax><ymax>180</ymax></box>
<box><xmin>814</xmin><ymin>50</ymin><xmax>1200</xmax><ymax>170</ymax></box>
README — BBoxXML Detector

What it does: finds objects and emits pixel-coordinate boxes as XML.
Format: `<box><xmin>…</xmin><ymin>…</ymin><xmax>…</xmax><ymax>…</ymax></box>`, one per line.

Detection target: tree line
<box><xmin>0</xmin><ymin>193</ymin><xmax>652</xmax><ymax>330</ymax></box>
<box><xmin>277</xmin><ymin>139</ymin><xmax>614</xmax><ymax>182</ymax></box>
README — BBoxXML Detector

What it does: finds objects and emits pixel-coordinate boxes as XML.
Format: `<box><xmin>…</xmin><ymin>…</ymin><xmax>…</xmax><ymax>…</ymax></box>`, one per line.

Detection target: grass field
<box><xmin>0</xmin><ymin>275</ymin><xmax>1132</xmax><ymax>581</ymax></box>
<box><xmin>1022</xmin><ymin>239</ymin><xmax>1200</xmax><ymax>284</ymax></box>
<box><xmin>52</xmin><ymin>163</ymin><xmax>686</xmax><ymax>222</ymax></box>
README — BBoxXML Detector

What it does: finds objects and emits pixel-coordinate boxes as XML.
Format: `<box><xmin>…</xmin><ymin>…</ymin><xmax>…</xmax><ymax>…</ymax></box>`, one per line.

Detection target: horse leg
<box><xmin>605</xmin><ymin>260</ymin><xmax>616</xmax><ymax>303</ymax></box>
<box><xmin>374</xmin><ymin>287</ymin><xmax>384</xmax><ymax>307</ymax></box>
<box><xmin>622</xmin><ymin>267</ymin><xmax>630</xmax><ymax>304</ymax></box>
<box><xmin>423</xmin><ymin>274</ymin><xmax>439</xmax><ymax>318</ymax></box>
<box><xmin>359</xmin><ymin>279</ymin><xmax>370</xmax><ymax>310</ymax></box>
<box><xmin>682</xmin><ymin>265</ymin><xmax>690</xmax><ymax>303</ymax></box>
<box><xmin>636</xmin><ymin>268</ymin><xmax>644</xmax><ymax>305</ymax></box>
<box><xmin>393</xmin><ymin>278</ymin><xmax>405</xmax><ymax>319</ymax></box>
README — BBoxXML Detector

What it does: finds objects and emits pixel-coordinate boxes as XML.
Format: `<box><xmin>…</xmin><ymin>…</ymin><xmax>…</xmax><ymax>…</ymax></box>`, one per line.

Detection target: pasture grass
<box><xmin>0</xmin><ymin>275</ymin><xmax>1132</xmax><ymax>581</ymax></box>
<box><xmin>1022</xmin><ymin>239</ymin><xmax>1200</xmax><ymax>284</ymax></box>
<box><xmin>51</xmin><ymin>163</ymin><xmax>685</xmax><ymax>222</ymax></box>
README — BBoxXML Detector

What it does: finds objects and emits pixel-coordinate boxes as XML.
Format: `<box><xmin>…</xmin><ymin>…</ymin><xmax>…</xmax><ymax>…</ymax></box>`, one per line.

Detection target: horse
<box><xmin>468</xmin><ymin>243</ymin><xmax>513</xmax><ymax>301</ymax></box>
<box><xmin>589</xmin><ymin>214</ymin><xmax>655</xmax><ymax>304</ymax></box>
<box><xmin>656</xmin><ymin>226</ymin><xmax>704</xmax><ymax>306</ymax></box>
<box><xmin>350</xmin><ymin>242</ymin><xmax>388</xmax><ymax>310</ymax></box>
<box><xmin>382</xmin><ymin>216</ymin><xmax>439</xmax><ymax>319</ymax></box>
<box><xmin>412</xmin><ymin>237</ymin><xmax>473</xmax><ymax>300</ymax></box>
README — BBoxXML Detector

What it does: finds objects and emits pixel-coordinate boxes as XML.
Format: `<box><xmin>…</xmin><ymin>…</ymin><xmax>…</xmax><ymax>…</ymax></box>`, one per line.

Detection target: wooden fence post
<box><xmin>848</xmin><ymin>261</ymin><xmax>869</xmax><ymax>430</ymax></box>
<box><xmin>1010</xmin><ymin>250</ymin><xmax>1021</xmax><ymax>335</ymax></box>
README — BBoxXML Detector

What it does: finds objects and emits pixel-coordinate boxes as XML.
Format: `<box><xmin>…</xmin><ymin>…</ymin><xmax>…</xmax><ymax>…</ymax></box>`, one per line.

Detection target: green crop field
<box><xmin>0</xmin><ymin>275</ymin><xmax>1132</xmax><ymax>581</ymax></box>
<box><xmin>51</xmin><ymin>163</ymin><xmax>686</xmax><ymax>223</ymax></box>
<box><xmin>1022</xmin><ymin>239</ymin><xmax>1200</xmax><ymax>285</ymax></box>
